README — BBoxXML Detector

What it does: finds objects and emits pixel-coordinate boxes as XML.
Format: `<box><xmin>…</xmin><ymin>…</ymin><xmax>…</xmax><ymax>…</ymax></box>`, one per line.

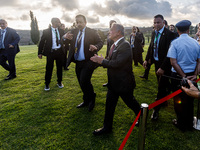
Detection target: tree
<box><xmin>30</xmin><ymin>11</ymin><xmax>40</xmax><ymax>45</ymax></box>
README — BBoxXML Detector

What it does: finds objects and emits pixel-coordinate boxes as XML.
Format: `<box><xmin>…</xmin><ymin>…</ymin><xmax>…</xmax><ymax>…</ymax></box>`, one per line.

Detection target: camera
<box><xmin>180</xmin><ymin>78</ymin><xmax>198</xmax><ymax>89</ymax></box>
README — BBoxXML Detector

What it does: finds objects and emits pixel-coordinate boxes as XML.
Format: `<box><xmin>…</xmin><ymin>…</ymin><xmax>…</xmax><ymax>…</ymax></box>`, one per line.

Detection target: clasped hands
<box><xmin>90</xmin><ymin>54</ymin><xmax>104</xmax><ymax>64</ymax></box>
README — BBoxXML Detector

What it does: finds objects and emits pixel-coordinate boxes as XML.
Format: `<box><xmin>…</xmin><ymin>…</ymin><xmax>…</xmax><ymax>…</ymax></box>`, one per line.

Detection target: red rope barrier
<box><xmin>118</xmin><ymin>110</ymin><xmax>141</xmax><ymax>150</ymax></box>
<box><xmin>119</xmin><ymin>78</ymin><xmax>200</xmax><ymax>149</ymax></box>
<box><xmin>148</xmin><ymin>89</ymin><xmax>182</xmax><ymax>110</ymax></box>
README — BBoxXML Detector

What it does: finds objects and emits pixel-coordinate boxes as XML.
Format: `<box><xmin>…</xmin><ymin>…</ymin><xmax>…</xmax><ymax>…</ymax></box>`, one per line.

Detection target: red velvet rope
<box><xmin>119</xmin><ymin>78</ymin><xmax>200</xmax><ymax>149</ymax></box>
<box><xmin>118</xmin><ymin>110</ymin><xmax>141</xmax><ymax>150</ymax></box>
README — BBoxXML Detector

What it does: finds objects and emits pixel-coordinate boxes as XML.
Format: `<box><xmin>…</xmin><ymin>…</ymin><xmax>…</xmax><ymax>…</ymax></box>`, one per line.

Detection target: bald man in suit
<box><xmin>0</xmin><ymin>19</ymin><xmax>20</xmax><ymax>80</ymax></box>
<box><xmin>63</xmin><ymin>14</ymin><xmax>103</xmax><ymax>112</ymax></box>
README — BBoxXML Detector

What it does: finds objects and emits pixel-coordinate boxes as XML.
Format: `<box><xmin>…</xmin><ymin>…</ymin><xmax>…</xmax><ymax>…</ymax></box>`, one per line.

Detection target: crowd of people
<box><xmin>0</xmin><ymin>14</ymin><xmax>200</xmax><ymax>134</ymax></box>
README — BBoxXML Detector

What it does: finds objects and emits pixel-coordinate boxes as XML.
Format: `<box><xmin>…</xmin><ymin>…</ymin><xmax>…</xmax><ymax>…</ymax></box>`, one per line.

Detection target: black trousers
<box><xmin>45</xmin><ymin>49</ymin><xmax>64</xmax><ymax>85</ymax></box>
<box><xmin>143</xmin><ymin>63</ymin><xmax>151</xmax><ymax>79</ymax></box>
<box><xmin>75</xmin><ymin>60</ymin><xmax>98</xmax><ymax>104</ymax></box>
<box><xmin>103</xmin><ymin>88</ymin><xmax>140</xmax><ymax>130</ymax></box>
<box><xmin>154</xmin><ymin>61</ymin><xmax>171</xmax><ymax>111</ymax></box>
<box><xmin>0</xmin><ymin>52</ymin><xmax>16</xmax><ymax>76</ymax></box>
<box><xmin>171</xmin><ymin>72</ymin><xmax>194</xmax><ymax>130</ymax></box>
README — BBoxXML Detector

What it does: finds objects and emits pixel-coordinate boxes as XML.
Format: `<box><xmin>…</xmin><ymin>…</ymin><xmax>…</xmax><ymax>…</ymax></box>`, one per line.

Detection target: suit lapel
<box><xmin>3</xmin><ymin>28</ymin><xmax>9</xmax><ymax>42</ymax></box>
<box><xmin>48</xmin><ymin>28</ymin><xmax>53</xmax><ymax>46</ymax></box>
<box><xmin>84</xmin><ymin>27</ymin><xmax>88</xmax><ymax>48</ymax></box>
<box><xmin>158</xmin><ymin>29</ymin><xmax>165</xmax><ymax>49</ymax></box>
<box><xmin>110</xmin><ymin>38</ymin><xmax>124</xmax><ymax>59</ymax></box>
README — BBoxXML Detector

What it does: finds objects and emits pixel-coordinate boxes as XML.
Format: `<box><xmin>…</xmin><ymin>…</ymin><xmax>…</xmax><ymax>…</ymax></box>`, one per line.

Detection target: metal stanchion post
<box><xmin>138</xmin><ymin>103</ymin><xmax>149</xmax><ymax>150</ymax></box>
<box><xmin>193</xmin><ymin>99</ymin><xmax>200</xmax><ymax>130</ymax></box>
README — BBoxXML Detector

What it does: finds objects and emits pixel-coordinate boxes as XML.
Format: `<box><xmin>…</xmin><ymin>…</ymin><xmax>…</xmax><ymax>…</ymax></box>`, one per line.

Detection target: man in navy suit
<box><xmin>0</xmin><ymin>19</ymin><xmax>20</xmax><ymax>80</ymax></box>
<box><xmin>63</xmin><ymin>14</ymin><xmax>103</xmax><ymax>112</ymax></box>
<box><xmin>38</xmin><ymin>18</ymin><xmax>65</xmax><ymax>91</ymax></box>
<box><xmin>91</xmin><ymin>23</ymin><xmax>140</xmax><ymax>135</ymax></box>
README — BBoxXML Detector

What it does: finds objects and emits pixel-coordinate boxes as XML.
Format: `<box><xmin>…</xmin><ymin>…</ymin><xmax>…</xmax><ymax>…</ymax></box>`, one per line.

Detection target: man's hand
<box><xmin>143</xmin><ymin>60</ymin><xmax>147</xmax><ymax>69</ymax></box>
<box><xmin>182</xmin><ymin>80</ymin><xmax>199</xmax><ymax>99</ymax></box>
<box><xmin>187</xmin><ymin>75</ymin><xmax>197</xmax><ymax>81</ymax></box>
<box><xmin>9</xmin><ymin>44</ymin><xmax>14</xmax><ymax>48</ymax></box>
<box><xmin>156</xmin><ymin>68</ymin><xmax>164</xmax><ymax>76</ymax></box>
<box><xmin>90</xmin><ymin>54</ymin><xmax>104</xmax><ymax>64</ymax></box>
<box><xmin>63</xmin><ymin>31</ymin><xmax>73</xmax><ymax>40</ymax></box>
<box><xmin>38</xmin><ymin>54</ymin><xmax>42</xmax><ymax>59</ymax></box>
<box><xmin>89</xmin><ymin>44</ymin><xmax>97</xmax><ymax>52</ymax></box>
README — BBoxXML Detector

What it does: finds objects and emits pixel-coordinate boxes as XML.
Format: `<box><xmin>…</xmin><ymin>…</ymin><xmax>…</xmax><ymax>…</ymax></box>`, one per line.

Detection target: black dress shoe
<box><xmin>7</xmin><ymin>74</ymin><xmax>11</xmax><ymax>77</ymax></box>
<box><xmin>76</xmin><ymin>102</ymin><xmax>88</xmax><ymax>108</ymax></box>
<box><xmin>135</xmin><ymin>120</ymin><xmax>139</xmax><ymax>127</ymax></box>
<box><xmin>5</xmin><ymin>75</ymin><xmax>16</xmax><ymax>80</ymax></box>
<box><xmin>93</xmin><ymin>127</ymin><xmax>112</xmax><ymax>136</ymax></box>
<box><xmin>88</xmin><ymin>93</ymin><xmax>96</xmax><ymax>112</ymax></box>
<box><xmin>172</xmin><ymin>119</ymin><xmax>186</xmax><ymax>131</ymax></box>
<box><xmin>151</xmin><ymin>110</ymin><xmax>159</xmax><ymax>120</ymax></box>
<box><xmin>103</xmin><ymin>83</ymin><xmax>108</xmax><ymax>87</ymax></box>
<box><xmin>88</xmin><ymin>101</ymin><xmax>95</xmax><ymax>112</ymax></box>
<box><xmin>139</xmin><ymin>75</ymin><xmax>148</xmax><ymax>80</ymax></box>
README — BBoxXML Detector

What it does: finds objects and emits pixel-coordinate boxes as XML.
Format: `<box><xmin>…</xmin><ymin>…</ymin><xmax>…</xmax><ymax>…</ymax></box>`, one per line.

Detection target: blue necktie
<box><xmin>0</xmin><ymin>30</ymin><xmax>5</xmax><ymax>49</ymax></box>
<box><xmin>74</xmin><ymin>31</ymin><xmax>83</xmax><ymax>60</ymax></box>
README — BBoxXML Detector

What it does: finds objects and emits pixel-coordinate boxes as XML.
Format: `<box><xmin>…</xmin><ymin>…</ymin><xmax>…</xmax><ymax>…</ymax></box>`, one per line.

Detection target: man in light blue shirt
<box><xmin>167</xmin><ymin>20</ymin><xmax>200</xmax><ymax>131</ymax></box>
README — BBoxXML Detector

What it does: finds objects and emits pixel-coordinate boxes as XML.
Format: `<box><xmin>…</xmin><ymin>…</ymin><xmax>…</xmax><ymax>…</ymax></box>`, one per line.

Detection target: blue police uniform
<box><xmin>167</xmin><ymin>20</ymin><xmax>200</xmax><ymax>131</ymax></box>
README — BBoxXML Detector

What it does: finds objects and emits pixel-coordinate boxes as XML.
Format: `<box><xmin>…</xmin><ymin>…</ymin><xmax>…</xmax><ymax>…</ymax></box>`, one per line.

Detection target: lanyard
<box><xmin>154</xmin><ymin>32</ymin><xmax>161</xmax><ymax>44</ymax></box>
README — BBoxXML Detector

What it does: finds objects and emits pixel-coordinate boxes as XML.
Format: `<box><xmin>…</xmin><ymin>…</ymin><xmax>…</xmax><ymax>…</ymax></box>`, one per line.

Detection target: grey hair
<box><xmin>113</xmin><ymin>23</ymin><xmax>124</xmax><ymax>36</ymax></box>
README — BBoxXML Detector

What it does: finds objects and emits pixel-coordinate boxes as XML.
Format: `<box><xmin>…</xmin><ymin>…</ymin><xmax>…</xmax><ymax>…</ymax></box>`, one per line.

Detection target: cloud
<box><xmin>170</xmin><ymin>1</ymin><xmax>200</xmax><ymax>25</ymax></box>
<box><xmin>52</xmin><ymin>0</ymin><xmax>79</xmax><ymax>11</ymax></box>
<box><xmin>0</xmin><ymin>0</ymin><xmax>19</xmax><ymax>6</ymax></box>
<box><xmin>87</xmin><ymin>16</ymin><xmax>100</xmax><ymax>23</ymax></box>
<box><xmin>88</xmin><ymin>0</ymin><xmax>172</xmax><ymax>20</ymax></box>
<box><xmin>20</xmin><ymin>14</ymin><xmax>29</xmax><ymax>21</ymax></box>
<box><xmin>61</xmin><ymin>14</ymin><xmax>74</xmax><ymax>23</ymax></box>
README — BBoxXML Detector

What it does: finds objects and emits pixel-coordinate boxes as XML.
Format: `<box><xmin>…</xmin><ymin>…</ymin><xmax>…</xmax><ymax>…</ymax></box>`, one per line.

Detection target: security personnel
<box><xmin>167</xmin><ymin>20</ymin><xmax>200</xmax><ymax>131</ymax></box>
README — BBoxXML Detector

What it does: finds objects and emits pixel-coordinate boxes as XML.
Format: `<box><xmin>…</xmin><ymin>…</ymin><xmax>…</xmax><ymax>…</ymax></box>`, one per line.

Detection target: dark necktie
<box><xmin>109</xmin><ymin>44</ymin><xmax>115</xmax><ymax>58</ymax></box>
<box><xmin>0</xmin><ymin>30</ymin><xmax>5</xmax><ymax>49</ymax></box>
<box><xmin>154</xmin><ymin>32</ymin><xmax>160</xmax><ymax>57</ymax></box>
<box><xmin>74</xmin><ymin>31</ymin><xmax>83</xmax><ymax>60</ymax></box>
<box><xmin>55</xmin><ymin>29</ymin><xmax>59</xmax><ymax>46</ymax></box>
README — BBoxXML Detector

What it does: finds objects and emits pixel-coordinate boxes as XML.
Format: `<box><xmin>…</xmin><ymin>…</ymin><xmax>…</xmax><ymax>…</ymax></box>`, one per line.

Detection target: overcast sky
<box><xmin>0</xmin><ymin>0</ymin><xmax>199</xmax><ymax>30</ymax></box>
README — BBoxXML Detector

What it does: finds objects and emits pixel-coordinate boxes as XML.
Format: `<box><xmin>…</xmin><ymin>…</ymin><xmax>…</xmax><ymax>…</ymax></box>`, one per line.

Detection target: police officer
<box><xmin>167</xmin><ymin>20</ymin><xmax>200</xmax><ymax>131</ymax></box>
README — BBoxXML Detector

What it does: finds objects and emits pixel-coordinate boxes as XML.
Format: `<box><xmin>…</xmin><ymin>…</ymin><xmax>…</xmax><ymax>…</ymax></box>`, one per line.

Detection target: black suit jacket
<box><xmin>2</xmin><ymin>27</ymin><xmax>20</xmax><ymax>55</ymax></box>
<box><xmin>102</xmin><ymin>38</ymin><xmax>136</xmax><ymax>93</ymax></box>
<box><xmin>66</xmin><ymin>27</ymin><xmax>103</xmax><ymax>67</ymax></box>
<box><xmin>145</xmin><ymin>27</ymin><xmax>176</xmax><ymax>73</ymax></box>
<box><xmin>38</xmin><ymin>27</ymin><xmax>65</xmax><ymax>56</ymax></box>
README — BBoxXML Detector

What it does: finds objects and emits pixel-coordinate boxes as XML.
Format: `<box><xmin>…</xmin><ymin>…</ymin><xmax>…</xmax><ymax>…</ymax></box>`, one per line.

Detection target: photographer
<box><xmin>182</xmin><ymin>80</ymin><xmax>200</xmax><ymax>99</ymax></box>
<box><xmin>167</xmin><ymin>20</ymin><xmax>200</xmax><ymax>131</ymax></box>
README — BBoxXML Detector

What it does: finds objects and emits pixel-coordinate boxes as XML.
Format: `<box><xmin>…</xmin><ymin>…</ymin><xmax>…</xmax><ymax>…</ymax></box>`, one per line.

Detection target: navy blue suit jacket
<box><xmin>2</xmin><ymin>27</ymin><xmax>20</xmax><ymax>55</ymax></box>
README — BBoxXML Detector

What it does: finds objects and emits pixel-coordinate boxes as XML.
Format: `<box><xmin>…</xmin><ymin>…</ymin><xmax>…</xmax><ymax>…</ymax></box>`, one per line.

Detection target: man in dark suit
<box><xmin>0</xmin><ymin>19</ymin><xmax>20</xmax><ymax>80</ymax></box>
<box><xmin>38</xmin><ymin>18</ymin><xmax>65</xmax><ymax>91</ymax></box>
<box><xmin>63</xmin><ymin>14</ymin><xmax>103</xmax><ymax>112</ymax></box>
<box><xmin>90</xmin><ymin>23</ymin><xmax>140</xmax><ymax>135</ymax></box>
<box><xmin>143</xmin><ymin>14</ymin><xmax>176</xmax><ymax>120</ymax></box>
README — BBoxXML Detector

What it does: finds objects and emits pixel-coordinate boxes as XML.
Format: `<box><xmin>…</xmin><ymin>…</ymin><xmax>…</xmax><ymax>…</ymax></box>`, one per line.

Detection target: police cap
<box><xmin>175</xmin><ymin>20</ymin><xmax>191</xmax><ymax>32</ymax></box>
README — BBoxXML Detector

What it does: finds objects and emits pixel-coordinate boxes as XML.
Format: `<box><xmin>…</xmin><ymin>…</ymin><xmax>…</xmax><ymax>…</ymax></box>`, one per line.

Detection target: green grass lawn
<box><xmin>0</xmin><ymin>45</ymin><xmax>200</xmax><ymax>150</ymax></box>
